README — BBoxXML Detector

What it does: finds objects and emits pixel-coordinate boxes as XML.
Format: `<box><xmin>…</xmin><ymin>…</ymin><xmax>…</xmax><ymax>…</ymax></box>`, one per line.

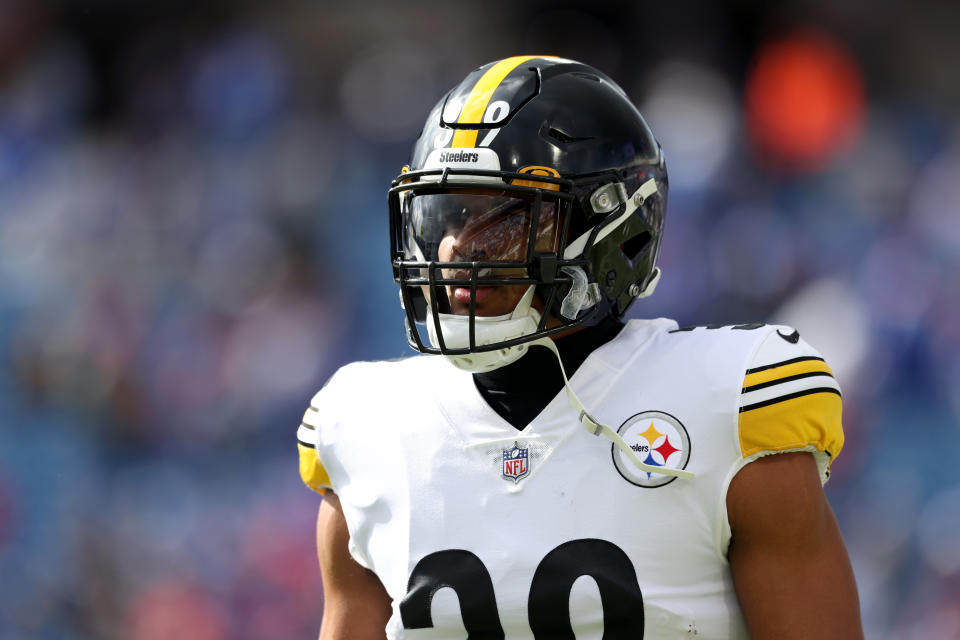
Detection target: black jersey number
<box><xmin>399</xmin><ymin>538</ymin><xmax>644</xmax><ymax>639</ymax></box>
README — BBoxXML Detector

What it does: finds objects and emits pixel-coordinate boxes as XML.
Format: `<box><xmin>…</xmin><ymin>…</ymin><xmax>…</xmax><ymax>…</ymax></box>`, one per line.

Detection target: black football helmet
<box><xmin>389</xmin><ymin>55</ymin><xmax>668</xmax><ymax>371</ymax></box>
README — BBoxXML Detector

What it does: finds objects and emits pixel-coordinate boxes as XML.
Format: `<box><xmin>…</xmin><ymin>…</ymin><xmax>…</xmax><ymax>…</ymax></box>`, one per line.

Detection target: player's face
<box><xmin>435</xmin><ymin>194</ymin><xmax>559</xmax><ymax>316</ymax></box>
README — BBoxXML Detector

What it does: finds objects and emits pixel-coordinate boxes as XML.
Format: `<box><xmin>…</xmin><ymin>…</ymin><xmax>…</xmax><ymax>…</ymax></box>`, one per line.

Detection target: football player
<box><xmin>298</xmin><ymin>56</ymin><xmax>863</xmax><ymax>639</ymax></box>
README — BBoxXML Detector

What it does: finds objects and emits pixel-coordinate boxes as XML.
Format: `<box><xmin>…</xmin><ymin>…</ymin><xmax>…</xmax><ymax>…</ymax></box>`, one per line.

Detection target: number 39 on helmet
<box><xmin>389</xmin><ymin>55</ymin><xmax>668</xmax><ymax>372</ymax></box>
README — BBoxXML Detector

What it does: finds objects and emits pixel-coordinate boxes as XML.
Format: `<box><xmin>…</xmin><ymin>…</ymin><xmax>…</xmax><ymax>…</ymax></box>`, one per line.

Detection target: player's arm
<box><xmin>298</xmin><ymin>396</ymin><xmax>392</xmax><ymax>639</ymax></box>
<box><xmin>727</xmin><ymin>327</ymin><xmax>862</xmax><ymax>638</ymax></box>
<box><xmin>727</xmin><ymin>451</ymin><xmax>862</xmax><ymax>639</ymax></box>
<box><xmin>316</xmin><ymin>491</ymin><xmax>392</xmax><ymax>640</ymax></box>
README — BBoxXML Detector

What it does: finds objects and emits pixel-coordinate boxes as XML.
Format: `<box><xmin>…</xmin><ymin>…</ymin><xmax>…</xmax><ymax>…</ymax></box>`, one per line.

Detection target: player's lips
<box><xmin>453</xmin><ymin>286</ymin><xmax>496</xmax><ymax>303</ymax></box>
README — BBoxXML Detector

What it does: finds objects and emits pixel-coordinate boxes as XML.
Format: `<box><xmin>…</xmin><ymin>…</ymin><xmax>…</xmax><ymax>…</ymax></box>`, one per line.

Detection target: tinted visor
<box><xmin>402</xmin><ymin>190</ymin><xmax>559</xmax><ymax>275</ymax></box>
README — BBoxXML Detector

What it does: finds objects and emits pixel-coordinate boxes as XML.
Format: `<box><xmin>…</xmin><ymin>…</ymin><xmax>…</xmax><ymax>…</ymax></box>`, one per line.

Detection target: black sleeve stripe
<box><xmin>299</xmin><ymin>421</ymin><xmax>316</xmax><ymax>431</ymax></box>
<box><xmin>745</xmin><ymin>355</ymin><xmax>825</xmax><ymax>375</ymax></box>
<box><xmin>742</xmin><ymin>370</ymin><xmax>835</xmax><ymax>393</ymax></box>
<box><xmin>740</xmin><ymin>387</ymin><xmax>842</xmax><ymax>413</ymax></box>
<box><xmin>297</xmin><ymin>440</ymin><xmax>316</xmax><ymax>449</ymax></box>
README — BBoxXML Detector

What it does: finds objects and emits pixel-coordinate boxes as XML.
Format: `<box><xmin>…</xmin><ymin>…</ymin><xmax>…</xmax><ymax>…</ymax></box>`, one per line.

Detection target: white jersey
<box><xmin>297</xmin><ymin>318</ymin><xmax>844</xmax><ymax>639</ymax></box>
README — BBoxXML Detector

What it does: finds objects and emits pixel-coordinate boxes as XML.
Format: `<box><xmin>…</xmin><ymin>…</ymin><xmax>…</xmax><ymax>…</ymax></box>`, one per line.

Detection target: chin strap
<box><xmin>529</xmin><ymin>336</ymin><xmax>695</xmax><ymax>480</ymax></box>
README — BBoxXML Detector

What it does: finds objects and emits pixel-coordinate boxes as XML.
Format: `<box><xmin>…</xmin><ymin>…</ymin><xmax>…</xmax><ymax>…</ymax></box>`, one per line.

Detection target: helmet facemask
<box><xmin>390</xmin><ymin>168</ymin><xmax>605</xmax><ymax>371</ymax></box>
<box><xmin>390</xmin><ymin>167</ymin><xmax>663</xmax><ymax>372</ymax></box>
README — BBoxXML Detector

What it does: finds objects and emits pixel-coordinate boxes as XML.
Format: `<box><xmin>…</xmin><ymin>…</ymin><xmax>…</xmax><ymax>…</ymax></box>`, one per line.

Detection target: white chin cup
<box><xmin>428</xmin><ymin>286</ymin><xmax>541</xmax><ymax>373</ymax></box>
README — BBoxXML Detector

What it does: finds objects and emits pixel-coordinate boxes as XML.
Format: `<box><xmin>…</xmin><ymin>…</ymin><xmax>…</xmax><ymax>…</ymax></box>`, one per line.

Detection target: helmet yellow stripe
<box><xmin>451</xmin><ymin>55</ymin><xmax>545</xmax><ymax>148</ymax></box>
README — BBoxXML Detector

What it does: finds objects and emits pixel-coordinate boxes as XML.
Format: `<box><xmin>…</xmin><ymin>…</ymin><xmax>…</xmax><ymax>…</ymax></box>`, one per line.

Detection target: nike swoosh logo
<box><xmin>777</xmin><ymin>329</ymin><xmax>801</xmax><ymax>344</ymax></box>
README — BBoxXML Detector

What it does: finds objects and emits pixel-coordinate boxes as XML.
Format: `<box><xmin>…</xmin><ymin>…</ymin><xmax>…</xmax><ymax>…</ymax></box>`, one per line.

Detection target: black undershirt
<box><xmin>473</xmin><ymin>316</ymin><xmax>625</xmax><ymax>430</ymax></box>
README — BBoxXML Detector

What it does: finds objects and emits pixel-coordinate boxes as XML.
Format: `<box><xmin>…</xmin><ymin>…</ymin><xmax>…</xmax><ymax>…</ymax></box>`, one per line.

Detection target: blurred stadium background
<box><xmin>0</xmin><ymin>0</ymin><xmax>958</xmax><ymax>638</ymax></box>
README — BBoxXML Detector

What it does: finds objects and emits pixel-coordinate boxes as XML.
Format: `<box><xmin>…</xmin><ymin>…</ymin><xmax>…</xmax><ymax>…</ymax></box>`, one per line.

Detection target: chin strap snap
<box><xmin>530</xmin><ymin>337</ymin><xmax>695</xmax><ymax>480</ymax></box>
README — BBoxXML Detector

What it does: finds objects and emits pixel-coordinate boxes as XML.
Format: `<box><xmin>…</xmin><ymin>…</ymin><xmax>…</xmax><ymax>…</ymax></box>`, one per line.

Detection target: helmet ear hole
<box><xmin>620</xmin><ymin>231</ymin><xmax>651</xmax><ymax>266</ymax></box>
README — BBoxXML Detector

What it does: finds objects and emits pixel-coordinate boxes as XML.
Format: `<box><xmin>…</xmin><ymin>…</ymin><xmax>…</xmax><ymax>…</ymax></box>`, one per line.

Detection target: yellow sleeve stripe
<box><xmin>738</xmin><ymin>388</ymin><xmax>844</xmax><ymax>463</ymax></box>
<box><xmin>298</xmin><ymin>442</ymin><xmax>330</xmax><ymax>494</ymax></box>
<box><xmin>452</xmin><ymin>55</ymin><xmax>544</xmax><ymax>148</ymax></box>
<box><xmin>743</xmin><ymin>356</ymin><xmax>832</xmax><ymax>388</ymax></box>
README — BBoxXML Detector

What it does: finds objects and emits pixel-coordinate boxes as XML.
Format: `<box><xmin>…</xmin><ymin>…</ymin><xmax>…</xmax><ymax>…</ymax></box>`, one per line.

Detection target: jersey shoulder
<box><xmin>642</xmin><ymin>320</ymin><xmax>845</xmax><ymax>482</ymax></box>
<box><xmin>297</xmin><ymin>355</ymin><xmax>445</xmax><ymax>494</ymax></box>
<box><xmin>625</xmin><ymin>318</ymin><xmax>774</xmax><ymax>374</ymax></box>
<box><xmin>737</xmin><ymin>324</ymin><xmax>844</xmax><ymax>483</ymax></box>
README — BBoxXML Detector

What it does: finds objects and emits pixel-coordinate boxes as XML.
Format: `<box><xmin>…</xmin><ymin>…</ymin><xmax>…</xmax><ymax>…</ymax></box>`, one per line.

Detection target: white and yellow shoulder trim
<box><xmin>297</xmin><ymin>405</ymin><xmax>331</xmax><ymax>494</ymax></box>
<box><xmin>738</xmin><ymin>327</ymin><xmax>844</xmax><ymax>482</ymax></box>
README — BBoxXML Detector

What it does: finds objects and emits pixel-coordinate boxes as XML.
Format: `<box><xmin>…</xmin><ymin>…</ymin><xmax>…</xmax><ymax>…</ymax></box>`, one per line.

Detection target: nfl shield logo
<box><xmin>502</xmin><ymin>442</ymin><xmax>529</xmax><ymax>483</ymax></box>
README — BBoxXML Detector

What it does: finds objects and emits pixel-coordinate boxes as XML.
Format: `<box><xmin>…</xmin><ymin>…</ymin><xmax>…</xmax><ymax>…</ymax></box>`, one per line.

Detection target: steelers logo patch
<box><xmin>612</xmin><ymin>411</ymin><xmax>691</xmax><ymax>488</ymax></box>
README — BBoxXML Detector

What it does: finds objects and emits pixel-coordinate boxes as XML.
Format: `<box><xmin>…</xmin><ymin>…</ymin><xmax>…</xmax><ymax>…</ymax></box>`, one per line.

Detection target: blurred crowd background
<box><xmin>0</xmin><ymin>0</ymin><xmax>958</xmax><ymax>638</ymax></box>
